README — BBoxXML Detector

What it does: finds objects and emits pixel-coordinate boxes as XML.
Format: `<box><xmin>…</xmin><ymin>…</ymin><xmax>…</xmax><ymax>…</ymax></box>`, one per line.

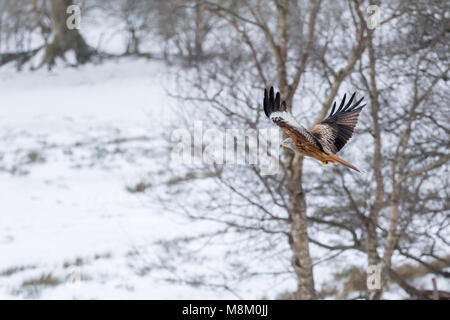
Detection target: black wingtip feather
<box><xmin>348</xmin><ymin>96</ymin><xmax>364</xmax><ymax>111</ymax></box>
<box><xmin>269</xmin><ymin>87</ymin><xmax>274</xmax><ymax>106</ymax></box>
<box><xmin>337</xmin><ymin>93</ymin><xmax>347</xmax><ymax>112</ymax></box>
<box><xmin>357</xmin><ymin>103</ymin><xmax>366</xmax><ymax>110</ymax></box>
<box><xmin>344</xmin><ymin>92</ymin><xmax>356</xmax><ymax>111</ymax></box>
<box><xmin>262</xmin><ymin>86</ymin><xmax>288</xmax><ymax>118</ymax></box>
<box><xmin>275</xmin><ymin>92</ymin><xmax>280</xmax><ymax>111</ymax></box>
<box><xmin>331</xmin><ymin>93</ymin><xmax>366</xmax><ymax>116</ymax></box>
<box><xmin>263</xmin><ymin>88</ymin><xmax>269</xmax><ymax>117</ymax></box>
<box><xmin>330</xmin><ymin>101</ymin><xmax>336</xmax><ymax>116</ymax></box>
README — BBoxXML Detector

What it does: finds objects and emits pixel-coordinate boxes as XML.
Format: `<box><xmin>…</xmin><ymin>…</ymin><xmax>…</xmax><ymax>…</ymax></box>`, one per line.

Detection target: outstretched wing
<box><xmin>263</xmin><ymin>87</ymin><xmax>321</xmax><ymax>150</ymax></box>
<box><xmin>310</xmin><ymin>92</ymin><xmax>365</xmax><ymax>154</ymax></box>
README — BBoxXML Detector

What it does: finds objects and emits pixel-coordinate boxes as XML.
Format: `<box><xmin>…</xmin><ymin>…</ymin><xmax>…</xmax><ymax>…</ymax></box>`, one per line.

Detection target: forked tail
<box><xmin>327</xmin><ymin>154</ymin><xmax>361</xmax><ymax>173</ymax></box>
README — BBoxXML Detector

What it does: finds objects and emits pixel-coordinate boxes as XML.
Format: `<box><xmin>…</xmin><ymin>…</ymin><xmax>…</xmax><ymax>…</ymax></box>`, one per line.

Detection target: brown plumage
<box><xmin>263</xmin><ymin>87</ymin><xmax>365</xmax><ymax>172</ymax></box>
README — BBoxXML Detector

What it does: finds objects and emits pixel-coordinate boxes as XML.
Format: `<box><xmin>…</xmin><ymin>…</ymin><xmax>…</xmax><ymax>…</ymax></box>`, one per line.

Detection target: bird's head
<box><xmin>280</xmin><ymin>138</ymin><xmax>295</xmax><ymax>151</ymax></box>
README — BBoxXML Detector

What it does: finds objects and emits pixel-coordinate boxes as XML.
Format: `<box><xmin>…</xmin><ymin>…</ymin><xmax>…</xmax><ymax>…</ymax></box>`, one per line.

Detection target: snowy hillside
<box><xmin>0</xmin><ymin>58</ymin><xmax>258</xmax><ymax>299</ymax></box>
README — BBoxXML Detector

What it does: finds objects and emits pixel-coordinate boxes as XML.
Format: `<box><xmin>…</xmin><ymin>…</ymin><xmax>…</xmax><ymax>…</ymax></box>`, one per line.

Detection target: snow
<box><xmin>0</xmin><ymin>58</ymin><xmax>246</xmax><ymax>299</ymax></box>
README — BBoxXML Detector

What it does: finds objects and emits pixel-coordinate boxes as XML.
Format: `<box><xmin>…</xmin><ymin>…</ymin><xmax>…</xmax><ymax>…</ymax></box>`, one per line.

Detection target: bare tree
<box><xmin>0</xmin><ymin>0</ymin><xmax>93</xmax><ymax>69</ymax></box>
<box><xmin>101</xmin><ymin>0</ymin><xmax>154</xmax><ymax>57</ymax></box>
<box><xmin>40</xmin><ymin>0</ymin><xmax>92</xmax><ymax>67</ymax></box>
<box><xmin>153</xmin><ymin>0</ymin><xmax>377</xmax><ymax>299</ymax></box>
<box><xmin>153</xmin><ymin>0</ymin><xmax>217</xmax><ymax>63</ymax></box>
<box><xmin>306</xmin><ymin>0</ymin><xmax>449</xmax><ymax>299</ymax></box>
<box><xmin>153</xmin><ymin>0</ymin><xmax>449</xmax><ymax>300</ymax></box>
<box><xmin>0</xmin><ymin>0</ymin><xmax>43</xmax><ymax>67</ymax></box>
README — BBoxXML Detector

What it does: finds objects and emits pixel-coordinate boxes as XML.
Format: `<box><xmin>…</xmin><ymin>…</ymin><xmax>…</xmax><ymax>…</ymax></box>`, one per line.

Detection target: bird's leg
<box><xmin>321</xmin><ymin>160</ymin><xmax>328</xmax><ymax>165</ymax></box>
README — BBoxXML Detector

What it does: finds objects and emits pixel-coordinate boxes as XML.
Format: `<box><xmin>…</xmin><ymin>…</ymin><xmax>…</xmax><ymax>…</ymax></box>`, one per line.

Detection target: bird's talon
<box><xmin>321</xmin><ymin>161</ymin><xmax>328</xmax><ymax>165</ymax></box>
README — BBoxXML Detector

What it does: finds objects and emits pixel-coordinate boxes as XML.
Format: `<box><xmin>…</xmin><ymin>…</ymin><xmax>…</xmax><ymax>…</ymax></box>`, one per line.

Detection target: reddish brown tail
<box><xmin>327</xmin><ymin>154</ymin><xmax>361</xmax><ymax>173</ymax></box>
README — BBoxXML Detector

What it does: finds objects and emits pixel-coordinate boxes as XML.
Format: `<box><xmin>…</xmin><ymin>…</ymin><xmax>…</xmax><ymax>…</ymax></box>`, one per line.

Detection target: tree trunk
<box><xmin>193</xmin><ymin>3</ymin><xmax>204</xmax><ymax>59</ymax></box>
<box><xmin>287</xmin><ymin>155</ymin><xmax>316</xmax><ymax>299</ymax></box>
<box><xmin>126</xmin><ymin>28</ymin><xmax>140</xmax><ymax>55</ymax></box>
<box><xmin>276</xmin><ymin>1</ymin><xmax>317</xmax><ymax>298</ymax></box>
<box><xmin>365</xmin><ymin>31</ymin><xmax>384</xmax><ymax>299</ymax></box>
<box><xmin>43</xmin><ymin>0</ymin><xmax>91</xmax><ymax>67</ymax></box>
<box><xmin>372</xmin><ymin>183</ymin><xmax>401</xmax><ymax>300</ymax></box>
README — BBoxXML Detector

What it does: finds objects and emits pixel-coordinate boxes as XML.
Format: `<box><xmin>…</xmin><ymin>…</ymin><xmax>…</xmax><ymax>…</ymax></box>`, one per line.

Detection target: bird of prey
<box><xmin>263</xmin><ymin>87</ymin><xmax>365</xmax><ymax>172</ymax></box>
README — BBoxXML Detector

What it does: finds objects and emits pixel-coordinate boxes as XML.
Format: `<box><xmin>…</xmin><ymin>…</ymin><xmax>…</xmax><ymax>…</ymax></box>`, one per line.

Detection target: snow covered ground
<box><xmin>0</xmin><ymin>58</ymin><xmax>259</xmax><ymax>299</ymax></box>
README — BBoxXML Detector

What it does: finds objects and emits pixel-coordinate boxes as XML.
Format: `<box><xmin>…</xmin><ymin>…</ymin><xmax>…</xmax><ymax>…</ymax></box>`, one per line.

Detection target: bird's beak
<box><xmin>280</xmin><ymin>142</ymin><xmax>286</xmax><ymax>147</ymax></box>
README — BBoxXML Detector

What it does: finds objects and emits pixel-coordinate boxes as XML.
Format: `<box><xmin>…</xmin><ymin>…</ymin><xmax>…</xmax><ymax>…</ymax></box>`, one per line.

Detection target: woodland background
<box><xmin>0</xmin><ymin>0</ymin><xmax>448</xmax><ymax>299</ymax></box>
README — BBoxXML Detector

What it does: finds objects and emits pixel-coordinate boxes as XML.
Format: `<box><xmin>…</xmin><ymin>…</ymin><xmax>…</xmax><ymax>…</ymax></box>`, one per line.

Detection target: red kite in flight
<box><xmin>263</xmin><ymin>87</ymin><xmax>365</xmax><ymax>172</ymax></box>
